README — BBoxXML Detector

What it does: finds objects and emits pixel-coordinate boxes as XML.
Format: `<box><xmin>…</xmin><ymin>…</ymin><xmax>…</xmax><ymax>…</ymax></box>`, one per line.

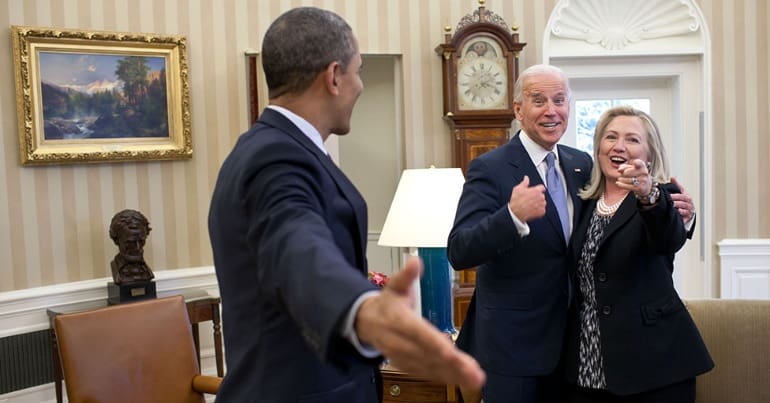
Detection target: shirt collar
<box><xmin>266</xmin><ymin>105</ymin><xmax>328</xmax><ymax>155</ymax></box>
<box><xmin>519</xmin><ymin>129</ymin><xmax>558</xmax><ymax>166</ymax></box>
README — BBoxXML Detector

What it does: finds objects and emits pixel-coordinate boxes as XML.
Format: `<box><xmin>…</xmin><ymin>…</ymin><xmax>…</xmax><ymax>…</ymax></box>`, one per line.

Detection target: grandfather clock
<box><xmin>436</xmin><ymin>0</ymin><xmax>525</xmax><ymax>327</ymax></box>
<box><xmin>436</xmin><ymin>0</ymin><xmax>526</xmax><ymax>173</ymax></box>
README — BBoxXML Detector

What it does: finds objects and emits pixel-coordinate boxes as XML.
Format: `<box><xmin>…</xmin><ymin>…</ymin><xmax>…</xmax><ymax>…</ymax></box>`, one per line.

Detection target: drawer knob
<box><xmin>389</xmin><ymin>384</ymin><xmax>401</xmax><ymax>397</ymax></box>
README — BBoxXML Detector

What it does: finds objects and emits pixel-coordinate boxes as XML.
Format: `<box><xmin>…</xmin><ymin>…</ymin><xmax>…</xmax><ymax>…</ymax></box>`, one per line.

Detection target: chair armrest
<box><xmin>192</xmin><ymin>375</ymin><xmax>222</xmax><ymax>395</ymax></box>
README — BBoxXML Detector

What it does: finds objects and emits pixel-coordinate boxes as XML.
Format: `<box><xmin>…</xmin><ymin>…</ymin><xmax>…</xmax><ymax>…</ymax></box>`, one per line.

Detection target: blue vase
<box><xmin>418</xmin><ymin>247</ymin><xmax>456</xmax><ymax>334</ymax></box>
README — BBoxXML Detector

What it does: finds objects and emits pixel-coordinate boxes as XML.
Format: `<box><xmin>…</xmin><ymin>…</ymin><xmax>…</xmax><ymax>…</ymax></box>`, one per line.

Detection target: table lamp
<box><xmin>378</xmin><ymin>167</ymin><xmax>465</xmax><ymax>334</ymax></box>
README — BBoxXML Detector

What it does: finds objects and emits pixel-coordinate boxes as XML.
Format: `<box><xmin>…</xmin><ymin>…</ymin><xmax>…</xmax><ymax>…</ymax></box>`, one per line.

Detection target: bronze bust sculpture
<box><xmin>109</xmin><ymin>209</ymin><xmax>154</xmax><ymax>285</ymax></box>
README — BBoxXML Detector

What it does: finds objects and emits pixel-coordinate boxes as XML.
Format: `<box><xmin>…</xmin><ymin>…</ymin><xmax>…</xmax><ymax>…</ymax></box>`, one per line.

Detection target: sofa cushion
<box><xmin>685</xmin><ymin>299</ymin><xmax>770</xmax><ymax>403</ymax></box>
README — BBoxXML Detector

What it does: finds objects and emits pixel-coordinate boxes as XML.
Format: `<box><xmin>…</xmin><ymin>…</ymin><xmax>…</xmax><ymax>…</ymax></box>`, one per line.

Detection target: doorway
<box><xmin>551</xmin><ymin>54</ymin><xmax>708</xmax><ymax>297</ymax></box>
<box><xmin>337</xmin><ymin>55</ymin><xmax>404</xmax><ymax>276</ymax></box>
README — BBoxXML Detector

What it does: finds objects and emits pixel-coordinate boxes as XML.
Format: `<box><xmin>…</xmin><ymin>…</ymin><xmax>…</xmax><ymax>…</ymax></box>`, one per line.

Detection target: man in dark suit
<box><xmin>447</xmin><ymin>65</ymin><xmax>695</xmax><ymax>403</ymax></box>
<box><xmin>208</xmin><ymin>7</ymin><xmax>483</xmax><ymax>403</ymax></box>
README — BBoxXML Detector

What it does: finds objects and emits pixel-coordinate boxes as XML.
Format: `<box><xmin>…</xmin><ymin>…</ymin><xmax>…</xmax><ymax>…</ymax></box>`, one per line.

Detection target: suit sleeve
<box><xmin>241</xmin><ymin>141</ymin><xmax>373</xmax><ymax>361</ymax></box>
<box><xmin>638</xmin><ymin>183</ymin><xmax>688</xmax><ymax>255</ymax></box>
<box><xmin>447</xmin><ymin>158</ymin><xmax>522</xmax><ymax>270</ymax></box>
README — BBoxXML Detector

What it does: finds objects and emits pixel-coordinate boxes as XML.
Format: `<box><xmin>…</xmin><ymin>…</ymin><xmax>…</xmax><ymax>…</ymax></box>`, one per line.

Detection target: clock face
<box><xmin>456</xmin><ymin>36</ymin><xmax>508</xmax><ymax>111</ymax></box>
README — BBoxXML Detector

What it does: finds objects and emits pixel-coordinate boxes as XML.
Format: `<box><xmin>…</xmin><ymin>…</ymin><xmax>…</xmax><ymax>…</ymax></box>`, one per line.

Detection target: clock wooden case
<box><xmin>437</xmin><ymin>3</ymin><xmax>526</xmax><ymax>327</ymax></box>
<box><xmin>435</xmin><ymin>3</ymin><xmax>526</xmax><ymax>174</ymax></box>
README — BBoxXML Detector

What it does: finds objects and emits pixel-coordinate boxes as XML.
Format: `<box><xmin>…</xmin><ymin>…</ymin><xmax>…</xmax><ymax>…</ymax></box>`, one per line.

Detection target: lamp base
<box><xmin>418</xmin><ymin>247</ymin><xmax>456</xmax><ymax>334</ymax></box>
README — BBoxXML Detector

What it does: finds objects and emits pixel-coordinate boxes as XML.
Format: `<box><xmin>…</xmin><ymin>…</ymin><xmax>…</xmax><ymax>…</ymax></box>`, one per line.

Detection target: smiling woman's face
<box><xmin>598</xmin><ymin>115</ymin><xmax>650</xmax><ymax>182</ymax></box>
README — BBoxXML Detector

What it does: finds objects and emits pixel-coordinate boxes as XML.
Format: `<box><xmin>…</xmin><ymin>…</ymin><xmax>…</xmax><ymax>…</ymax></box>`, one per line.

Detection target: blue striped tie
<box><xmin>545</xmin><ymin>152</ymin><xmax>570</xmax><ymax>244</ymax></box>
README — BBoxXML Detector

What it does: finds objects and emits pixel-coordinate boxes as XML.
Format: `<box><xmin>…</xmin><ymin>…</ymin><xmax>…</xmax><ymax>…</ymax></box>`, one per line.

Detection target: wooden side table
<box><xmin>185</xmin><ymin>295</ymin><xmax>224</xmax><ymax>377</ymax></box>
<box><xmin>47</xmin><ymin>291</ymin><xmax>223</xmax><ymax>403</ymax></box>
<box><xmin>381</xmin><ymin>365</ymin><xmax>458</xmax><ymax>402</ymax></box>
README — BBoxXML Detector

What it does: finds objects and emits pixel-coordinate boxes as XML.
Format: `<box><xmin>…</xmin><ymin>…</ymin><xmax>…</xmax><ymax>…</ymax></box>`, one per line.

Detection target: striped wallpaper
<box><xmin>0</xmin><ymin>0</ymin><xmax>766</xmax><ymax>291</ymax></box>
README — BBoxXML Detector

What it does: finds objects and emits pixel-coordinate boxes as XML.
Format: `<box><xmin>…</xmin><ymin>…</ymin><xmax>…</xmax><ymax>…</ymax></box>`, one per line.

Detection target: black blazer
<box><xmin>448</xmin><ymin>133</ymin><xmax>593</xmax><ymax>382</ymax></box>
<box><xmin>564</xmin><ymin>184</ymin><xmax>713</xmax><ymax>395</ymax></box>
<box><xmin>208</xmin><ymin>108</ymin><xmax>380</xmax><ymax>402</ymax></box>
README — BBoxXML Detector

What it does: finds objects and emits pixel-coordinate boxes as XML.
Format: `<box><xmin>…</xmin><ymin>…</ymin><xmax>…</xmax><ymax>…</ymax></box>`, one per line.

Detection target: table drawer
<box><xmin>382</xmin><ymin>378</ymin><xmax>447</xmax><ymax>402</ymax></box>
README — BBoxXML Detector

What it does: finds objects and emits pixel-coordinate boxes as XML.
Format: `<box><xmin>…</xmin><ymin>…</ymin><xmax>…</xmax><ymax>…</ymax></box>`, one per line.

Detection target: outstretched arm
<box><xmin>355</xmin><ymin>257</ymin><xmax>485</xmax><ymax>391</ymax></box>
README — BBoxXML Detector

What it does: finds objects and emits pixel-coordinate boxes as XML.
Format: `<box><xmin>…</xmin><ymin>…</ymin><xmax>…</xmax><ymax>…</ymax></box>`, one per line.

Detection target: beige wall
<box><xmin>702</xmin><ymin>0</ymin><xmax>770</xmax><ymax>239</ymax></box>
<box><xmin>0</xmin><ymin>0</ymin><xmax>767</xmax><ymax>292</ymax></box>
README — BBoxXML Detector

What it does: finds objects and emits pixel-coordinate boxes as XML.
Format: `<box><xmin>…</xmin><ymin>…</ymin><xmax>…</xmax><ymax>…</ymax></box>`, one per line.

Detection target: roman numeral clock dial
<box><xmin>458</xmin><ymin>58</ymin><xmax>507</xmax><ymax>109</ymax></box>
<box><xmin>435</xmin><ymin>2</ymin><xmax>526</xmax><ymax>173</ymax></box>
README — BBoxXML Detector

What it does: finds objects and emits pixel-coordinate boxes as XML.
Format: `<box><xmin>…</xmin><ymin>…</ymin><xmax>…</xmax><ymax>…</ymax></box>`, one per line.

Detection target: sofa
<box><xmin>458</xmin><ymin>298</ymin><xmax>770</xmax><ymax>403</ymax></box>
<box><xmin>684</xmin><ymin>299</ymin><xmax>770</xmax><ymax>403</ymax></box>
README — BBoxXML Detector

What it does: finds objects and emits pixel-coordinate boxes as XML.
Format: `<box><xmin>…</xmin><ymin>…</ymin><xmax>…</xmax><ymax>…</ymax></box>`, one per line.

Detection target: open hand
<box><xmin>355</xmin><ymin>257</ymin><xmax>485</xmax><ymax>391</ymax></box>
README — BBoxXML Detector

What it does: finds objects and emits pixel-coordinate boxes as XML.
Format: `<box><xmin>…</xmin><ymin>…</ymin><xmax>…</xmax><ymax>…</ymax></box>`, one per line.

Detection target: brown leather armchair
<box><xmin>54</xmin><ymin>295</ymin><xmax>221</xmax><ymax>403</ymax></box>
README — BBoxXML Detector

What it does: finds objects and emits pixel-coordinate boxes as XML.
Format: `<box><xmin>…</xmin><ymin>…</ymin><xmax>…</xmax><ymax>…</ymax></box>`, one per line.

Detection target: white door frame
<box><xmin>543</xmin><ymin>0</ymin><xmax>714</xmax><ymax>297</ymax></box>
<box><xmin>562</xmin><ymin>74</ymin><xmax>673</xmax><ymax>153</ymax></box>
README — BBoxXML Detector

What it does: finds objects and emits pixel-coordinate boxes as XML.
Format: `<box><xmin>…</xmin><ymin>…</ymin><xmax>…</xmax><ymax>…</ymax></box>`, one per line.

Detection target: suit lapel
<box><xmin>507</xmin><ymin>134</ymin><xmax>565</xmax><ymax>251</ymax></box>
<box><xmin>557</xmin><ymin>145</ymin><xmax>587</xmax><ymax>233</ymax></box>
<box><xmin>259</xmin><ymin>109</ymin><xmax>369</xmax><ymax>271</ymax></box>
<box><xmin>507</xmin><ymin>135</ymin><xmax>543</xmax><ymax>186</ymax></box>
<box><xmin>573</xmin><ymin>195</ymin><xmax>636</xmax><ymax>253</ymax></box>
<box><xmin>572</xmin><ymin>198</ymin><xmax>595</xmax><ymax>256</ymax></box>
<box><xmin>600</xmin><ymin>194</ymin><xmax>636</xmax><ymax>246</ymax></box>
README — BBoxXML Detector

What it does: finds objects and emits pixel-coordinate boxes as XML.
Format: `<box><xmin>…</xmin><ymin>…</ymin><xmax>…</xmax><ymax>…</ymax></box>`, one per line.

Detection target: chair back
<box><xmin>685</xmin><ymin>299</ymin><xmax>770</xmax><ymax>403</ymax></box>
<box><xmin>54</xmin><ymin>295</ymin><xmax>204</xmax><ymax>403</ymax></box>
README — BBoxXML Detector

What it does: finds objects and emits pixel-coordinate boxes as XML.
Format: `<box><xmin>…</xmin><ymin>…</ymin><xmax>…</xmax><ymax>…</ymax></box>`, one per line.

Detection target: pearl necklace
<box><xmin>596</xmin><ymin>193</ymin><xmax>624</xmax><ymax>216</ymax></box>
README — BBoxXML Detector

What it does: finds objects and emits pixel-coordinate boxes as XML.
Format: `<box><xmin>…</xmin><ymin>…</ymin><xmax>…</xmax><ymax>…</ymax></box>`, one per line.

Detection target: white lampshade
<box><xmin>378</xmin><ymin>167</ymin><xmax>465</xmax><ymax>248</ymax></box>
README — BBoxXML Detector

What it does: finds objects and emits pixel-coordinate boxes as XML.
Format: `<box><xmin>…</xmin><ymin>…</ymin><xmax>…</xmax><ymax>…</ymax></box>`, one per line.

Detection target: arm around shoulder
<box><xmin>638</xmin><ymin>183</ymin><xmax>687</xmax><ymax>254</ymax></box>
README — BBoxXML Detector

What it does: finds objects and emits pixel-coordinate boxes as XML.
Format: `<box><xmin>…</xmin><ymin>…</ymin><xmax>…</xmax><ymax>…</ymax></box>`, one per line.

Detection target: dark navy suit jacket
<box><xmin>564</xmin><ymin>184</ymin><xmax>713</xmax><ymax>395</ymax></box>
<box><xmin>447</xmin><ymin>133</ymin><xmax>592</xmax><ymax>383</ymax></box>
<box><xmin>208</xmin><ymin>108</ymin><xmax>380</xmax><ymax>402</ymax></box>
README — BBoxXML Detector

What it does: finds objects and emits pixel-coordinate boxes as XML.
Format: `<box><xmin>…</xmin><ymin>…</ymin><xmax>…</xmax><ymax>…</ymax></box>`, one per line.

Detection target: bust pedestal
<box><xmin>107</xmin><ymin>281</ymin><xmax>156</xmax><ymax>305</ymax></box>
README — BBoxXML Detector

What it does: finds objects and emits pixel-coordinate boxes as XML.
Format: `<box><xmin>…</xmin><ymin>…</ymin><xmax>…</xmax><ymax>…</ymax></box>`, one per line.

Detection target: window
<box><xmin>575</xmin><ymin>98</ymin><xmax>650</xmax><ymax>155</ymax></box>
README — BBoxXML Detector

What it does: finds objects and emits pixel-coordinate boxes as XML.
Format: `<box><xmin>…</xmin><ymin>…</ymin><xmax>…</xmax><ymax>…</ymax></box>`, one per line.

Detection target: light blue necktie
<box><xmin>545</xmin><ymin>152</ymin><xmax>570</xmax><ymax>244</ymax></box>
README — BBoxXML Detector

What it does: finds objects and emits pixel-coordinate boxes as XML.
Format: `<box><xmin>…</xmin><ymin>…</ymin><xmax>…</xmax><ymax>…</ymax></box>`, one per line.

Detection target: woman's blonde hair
<box><xmin>579</xmin><ymin>106</ymin><xmax>670</xmax><ymax>200</ymax></box>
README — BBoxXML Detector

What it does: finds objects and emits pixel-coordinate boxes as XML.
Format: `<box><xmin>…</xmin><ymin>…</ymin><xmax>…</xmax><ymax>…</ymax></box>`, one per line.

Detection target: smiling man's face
<box><xmin>513</xmin><ymin>72</ymin><xmax>570</xmax><ymax>150</ymax></box>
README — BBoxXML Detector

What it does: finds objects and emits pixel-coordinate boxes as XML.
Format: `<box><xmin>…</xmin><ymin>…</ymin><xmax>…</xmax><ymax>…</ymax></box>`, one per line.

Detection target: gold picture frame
<box><xmin>11</xmin><ymin>26</ymin><xmax>192</xmax><ymax>165</ymax></box>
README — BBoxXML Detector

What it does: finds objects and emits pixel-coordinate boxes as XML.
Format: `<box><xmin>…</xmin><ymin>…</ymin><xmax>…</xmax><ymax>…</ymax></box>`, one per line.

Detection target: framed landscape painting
<box><xmin>11</xmin><ymin>26</ymin><xmax>192</xmax><ymax>165</ymax></box>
